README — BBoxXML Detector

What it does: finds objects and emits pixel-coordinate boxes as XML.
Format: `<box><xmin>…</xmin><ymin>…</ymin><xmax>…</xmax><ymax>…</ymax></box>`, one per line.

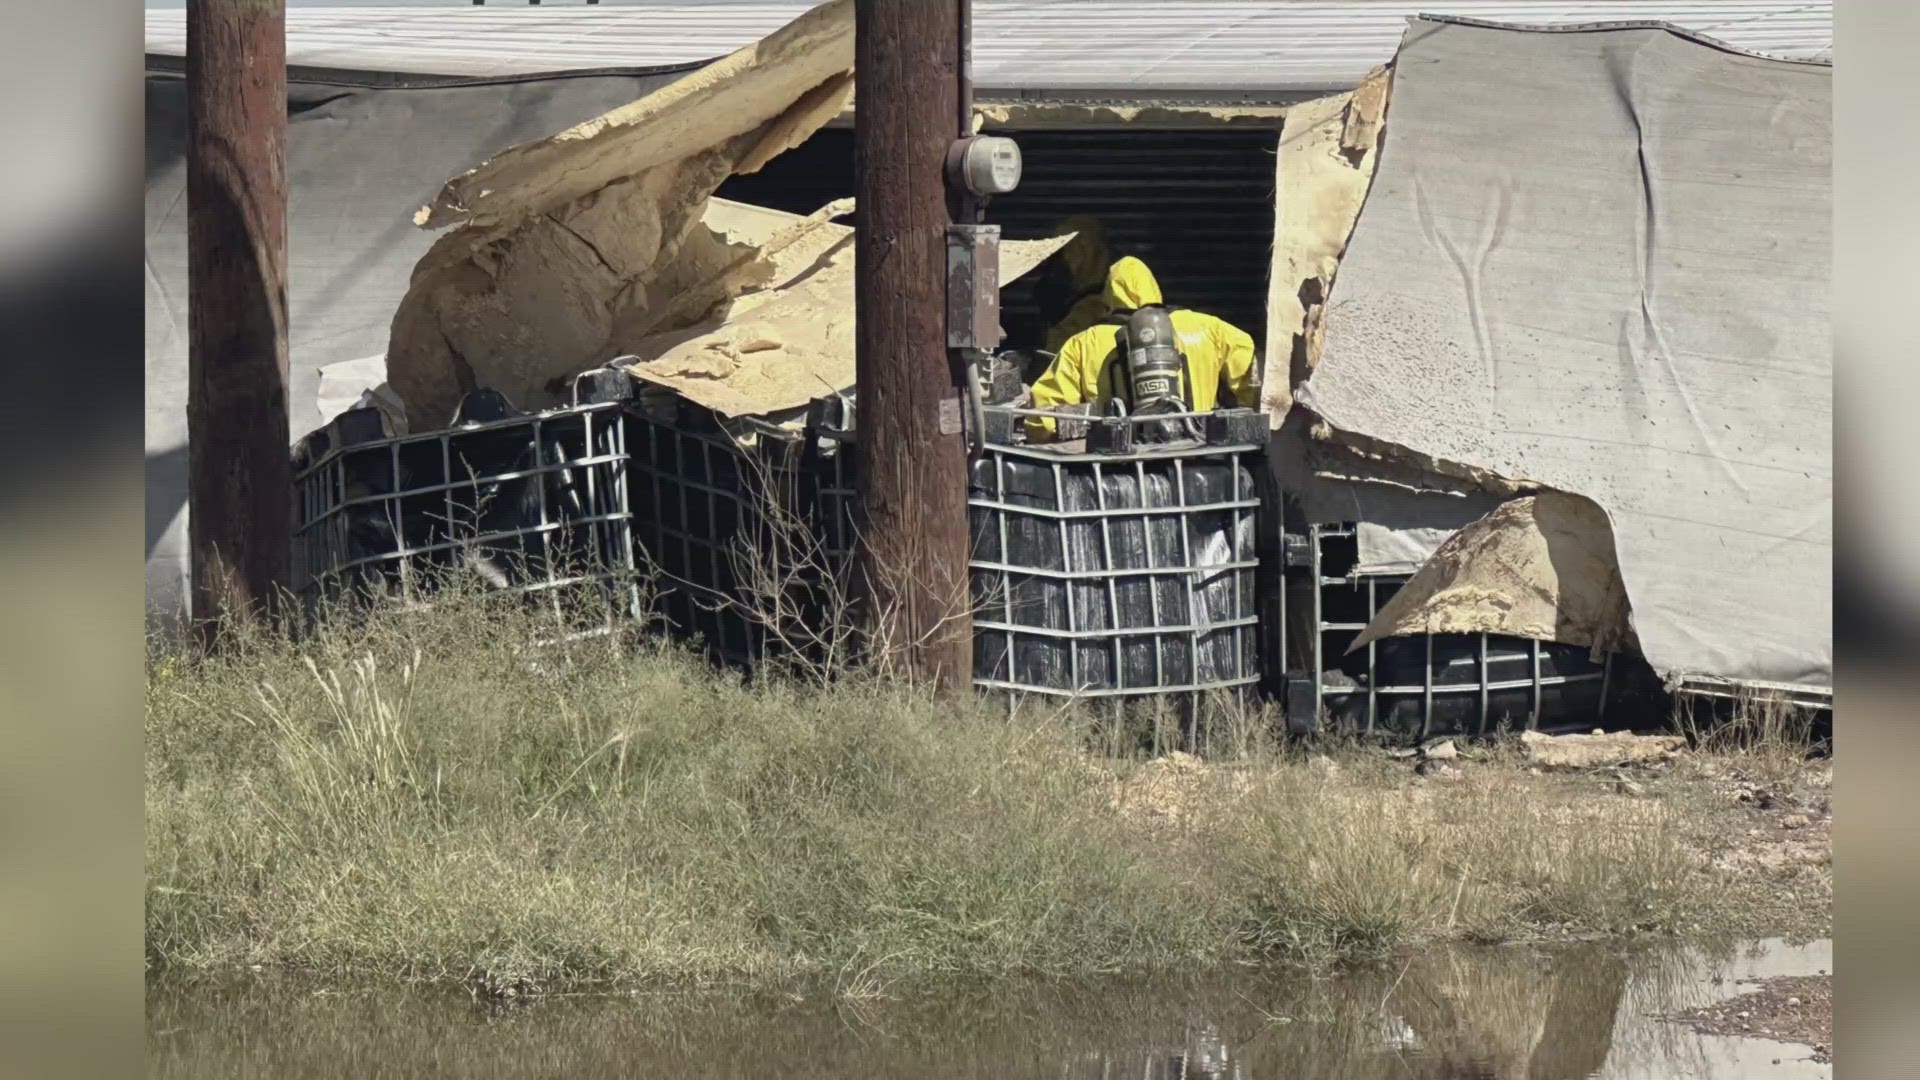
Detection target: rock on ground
<box><xmin>1519</xmin><ymin>729</ymin><xmax>1686</xmax><ymax>770</ymax></box>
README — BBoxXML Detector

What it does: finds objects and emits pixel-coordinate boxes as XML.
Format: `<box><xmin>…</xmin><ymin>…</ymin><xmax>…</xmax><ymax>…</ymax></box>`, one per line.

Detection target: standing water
<box><xmin>147</xmin><ymin>939</ymin><xmax>1830</xmax><ymax>1079</ymax></box>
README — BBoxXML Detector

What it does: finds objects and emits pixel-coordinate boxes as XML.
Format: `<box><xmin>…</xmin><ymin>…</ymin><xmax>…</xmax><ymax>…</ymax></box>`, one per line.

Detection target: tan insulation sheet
<box><xmin>1349</xmin><ymin>492</ymin><xmax>1637</xmax><ymax>656</ymax></box>
<box><xmin>621</xmin><ymin>229</ymin><xmax>1076</xmax><ymax>418</ymax></box>
<box><xmin>1259</xmin><ymin>65</ymin><xmax>1389</xmax><ymax>424</ymax></box>
<box><xmin>383</xmin><ymin>0</ymin><xmax>854</xmax><ymax>426</ymax></box>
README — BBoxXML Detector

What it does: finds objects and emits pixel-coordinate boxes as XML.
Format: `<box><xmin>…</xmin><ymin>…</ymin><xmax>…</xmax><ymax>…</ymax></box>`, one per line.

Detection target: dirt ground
<box><xmin>1670</xmin><ymin>973</ymin><xmax>1833</xmax><ymax>1063</ymax></box>
<box><xmin>1103</xmin><ymin>738</ymin><xmax>1834</xmax><ymax>943</ymax></box>
<box><xmin>1677</xmin><ymin>753</ymin><xmax>1834</xmax><ymax>940</ymax></box>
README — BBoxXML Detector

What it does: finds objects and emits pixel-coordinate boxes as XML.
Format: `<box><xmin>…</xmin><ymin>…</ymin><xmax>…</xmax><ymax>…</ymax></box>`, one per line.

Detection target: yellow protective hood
<box><xmin>1102</xmin><ymin>256</ymin><xmax>1164</xmax><ymax>311</ymax></box>
<box><xmin>1055</xmin><ymin>215</ymin><xmax>1109</xmax><ymax>291</ymax></box>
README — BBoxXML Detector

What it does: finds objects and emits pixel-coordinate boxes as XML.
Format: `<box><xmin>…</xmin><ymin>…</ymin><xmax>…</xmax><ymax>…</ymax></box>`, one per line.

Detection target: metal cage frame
<box><xmin>290</xmin><ymin>398</ymin><xmax>642</xmax><ymax>623</ymax></box>
<box><xmin>966</xmin><ymin>403</ymin><xmax>1266</xmax><ymax>713</ymax></box>
<box><xmin>1288</xmin><ymin>521</ymin><xmax>1630</xmax><ymax>737</ymax></box>
<box><xmin>622</xmin><ymin>394</ymin><xmax>850</xmax><ymax>667</ymax></box>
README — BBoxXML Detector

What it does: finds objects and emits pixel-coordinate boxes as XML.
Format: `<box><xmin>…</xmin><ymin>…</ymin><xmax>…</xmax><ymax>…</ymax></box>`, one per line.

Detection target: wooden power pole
<box><xmin>186</xmin><ymin>0</ymin><xmax>291</xmax><ymax>631</ymax></box>
<box><xmin>853</xmin><ymin>0</ymin><xmax>974</xmax><ymax>686</ymax></box>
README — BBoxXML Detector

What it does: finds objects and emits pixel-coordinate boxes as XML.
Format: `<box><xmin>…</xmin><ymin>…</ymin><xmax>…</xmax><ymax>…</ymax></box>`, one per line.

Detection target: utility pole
<box><xmin>187</xmin><ymin>0</ymin><xmax>290</xmax><ymax>633</ymax></box>
<box><xmin>853</xmin><ymin>0</ymin><xmax>973</xmax><ymax>687</ymax></box>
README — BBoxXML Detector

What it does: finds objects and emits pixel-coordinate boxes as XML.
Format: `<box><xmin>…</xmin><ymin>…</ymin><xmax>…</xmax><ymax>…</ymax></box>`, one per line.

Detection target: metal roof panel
<box><xmin>144</xmin><ymin>1</ymin><xmax>1832</xmax><ymax>93</ymax></box>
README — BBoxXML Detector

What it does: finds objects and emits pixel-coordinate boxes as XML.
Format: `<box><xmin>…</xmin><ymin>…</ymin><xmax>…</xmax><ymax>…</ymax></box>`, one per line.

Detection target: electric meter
<box><xmin>947</xmin><ymin>135</ymin><xmax>1023</xmax><ymax>197</ymax></box>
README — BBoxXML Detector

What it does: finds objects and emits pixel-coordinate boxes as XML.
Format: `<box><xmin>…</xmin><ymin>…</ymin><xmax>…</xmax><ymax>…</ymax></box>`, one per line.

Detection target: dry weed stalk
<box><xmin>658</xmin><ymin>436</ymin><xmax>997</xmax><ymax>688</ymax></box>
<box><xmin>1672</xmin><ymin>684</ymin><xmax>1824</xmax><ymax>789</ymax></box>
<box><xmin>239</xmin><ymin>649</ymin><xmax>428</xmax><ymax>846</ymax></box>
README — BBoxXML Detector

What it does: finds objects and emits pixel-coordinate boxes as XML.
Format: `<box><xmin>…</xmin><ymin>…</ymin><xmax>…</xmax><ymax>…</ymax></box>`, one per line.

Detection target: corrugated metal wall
<box><xmin>716</xmin><ymin>125</ymin><xmax>1280</xmax><ymax>357</ymax></box>
<box><xmin>987</xmin><ymin>129</ymin><xmax>1278</xmax><ymax>352</ymax></box>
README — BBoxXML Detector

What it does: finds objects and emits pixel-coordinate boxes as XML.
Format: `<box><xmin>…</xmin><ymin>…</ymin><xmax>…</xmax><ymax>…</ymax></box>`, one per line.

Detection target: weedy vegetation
<box><xmin>146</xmin><ymin>575</ymin><xmax>1824</xmax><ymax>995</ymax></box>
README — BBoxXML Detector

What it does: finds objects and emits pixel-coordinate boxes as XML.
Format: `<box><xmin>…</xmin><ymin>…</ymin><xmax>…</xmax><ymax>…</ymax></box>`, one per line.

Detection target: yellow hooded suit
<box><xmin>1028</xmin><ymin>256</ymin><xmax>1257</xmax><ymax>440</ymax></box>
<box><xmin>1042</xmin><ymin>216</ymin><xmax>1113</xmax><ymax>354</ymax></box>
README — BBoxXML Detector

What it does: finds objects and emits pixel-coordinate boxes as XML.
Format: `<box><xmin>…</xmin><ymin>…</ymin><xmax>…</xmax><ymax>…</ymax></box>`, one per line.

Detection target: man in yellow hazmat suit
<box><xmin>1027</xmin><ymin>256</ymin><xmax>1257</xmax><ymax>441</ymax></box>
<box><xmin>1042</xmin><ymin>215</ymin><xmax>1112</xmax><ymax>354</ymax></box>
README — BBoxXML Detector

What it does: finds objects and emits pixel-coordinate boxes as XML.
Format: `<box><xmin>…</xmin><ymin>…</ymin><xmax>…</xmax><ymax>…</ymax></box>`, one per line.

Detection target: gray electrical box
<box><xmin>946</xmin><ymin>223</ymin><xmax>1001</xmax><ymax>351</ymax></box>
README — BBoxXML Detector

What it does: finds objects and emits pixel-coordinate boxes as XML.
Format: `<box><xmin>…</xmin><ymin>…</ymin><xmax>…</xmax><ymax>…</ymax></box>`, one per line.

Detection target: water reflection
<box><xmin>146</xmin><ymin>940</ymin><xmax>1829</xmax><ymax>1079</ymax></box>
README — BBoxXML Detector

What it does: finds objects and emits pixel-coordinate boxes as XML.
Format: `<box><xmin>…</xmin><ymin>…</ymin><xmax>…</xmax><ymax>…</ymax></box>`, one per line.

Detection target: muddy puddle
<box><xmin>147</xmin><ymin>938</ymin><xmax>1830</xmax><ymax>1079</ymax></box>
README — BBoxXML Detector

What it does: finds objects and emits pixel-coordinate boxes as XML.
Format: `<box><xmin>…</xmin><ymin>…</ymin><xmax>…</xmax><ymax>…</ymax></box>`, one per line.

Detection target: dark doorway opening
<box><xmin>715</xmin><ymin>125</ymin><xmax>1279</xmax><ymax>353</ymax></box>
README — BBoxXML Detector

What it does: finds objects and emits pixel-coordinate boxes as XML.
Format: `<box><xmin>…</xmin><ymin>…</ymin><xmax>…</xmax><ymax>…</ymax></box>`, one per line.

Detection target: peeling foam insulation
<box><xmin>622</xmin><ymin>225</ymin><xmax>1073</xmax><ymax>419</ymax></box>
<box><xmin>1350</xmin><ymin>492</ymin><xmax>1637</xmax><ymax>655</ymax></box>
<box><xmin>1259</xmin><ymin>65</ymin><xmax>1389</xmax><ymax>423</ymax></box>
<box><xmin>384</xmin><ymin>0</ymin><xmax>856</xmax><ymax>426</ymax></box>
<box><xmin>971</xmin><ymin>101</ymin><xmax>1292</xmax><ymax>130</ymax></box>
<box><xmin>1301</xmin><ymin>18</ymin><xmax>1832</xmax><ymax>690</ymax></box>
<box><xmin>811</xmin><ymin>99</ymin><xmax>1296</xmax><ymax>132</ymax></box>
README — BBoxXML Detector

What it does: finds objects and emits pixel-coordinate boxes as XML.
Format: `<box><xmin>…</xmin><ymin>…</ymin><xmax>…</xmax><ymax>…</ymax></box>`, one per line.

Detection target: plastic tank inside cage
<box><xmin>289</xmin><ymin>394</ymin><xmax>639</xmax><ymax>623</ymax></box>
<box><xmin>808</xmin><ymin>396</ymin><xmax>1266</xmax><ymax>710</ymax></box>
<box><xmin>969</xmin><ymin>442</ymin><xmax>1262</xmax><ymax>707</ymax></box>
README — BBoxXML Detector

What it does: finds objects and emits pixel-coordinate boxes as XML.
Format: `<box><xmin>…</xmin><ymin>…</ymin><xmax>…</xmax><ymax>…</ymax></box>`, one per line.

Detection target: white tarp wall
<box><xmin>1298</xmin><ymin>17</ymin><xmax>1832</xmax><ymax>690</ymax></box>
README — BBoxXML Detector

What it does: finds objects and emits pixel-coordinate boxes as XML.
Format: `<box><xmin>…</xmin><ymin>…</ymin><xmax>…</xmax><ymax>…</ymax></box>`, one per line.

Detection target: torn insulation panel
<box><xmin>384</xmin><ymin>0</ymin><xmax>854</xmax><ymax>426</ymax></box>
<box><xmin>1259</xmin><ymin>65</ymin><xmax>1390</xmax><ymax>424</ymax></box>
<box><xmin>621</xmin><ymin>226</ymin><xmax>1075</xmax><ymax>419</ymax></box>
<box><xmin>1349</xmin><ymin>492</ymin><xmax>1638</xmax><ymax>656</ymax></box>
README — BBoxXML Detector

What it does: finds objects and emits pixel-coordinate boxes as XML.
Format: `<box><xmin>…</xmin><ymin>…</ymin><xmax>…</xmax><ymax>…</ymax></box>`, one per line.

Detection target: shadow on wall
<box><xmin>146</xmin><ymin>444</ymin><xmax>192</xmax><ymax>634</ymax></box>
<box><xmin>145</xmin><ymin>76</ymin><xmax>186</xmax><ymax>184</ymax></box>
<box><xmin>146</xmin><ymin>444</ymin><xmax>188</xmax><ymax>561</ymax></box>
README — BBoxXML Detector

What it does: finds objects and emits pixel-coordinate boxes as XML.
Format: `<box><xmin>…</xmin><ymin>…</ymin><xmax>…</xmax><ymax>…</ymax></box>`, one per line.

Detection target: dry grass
<box><xmin>146</xmin><ymin>588</ymin><xmax>1824</xmax><ymax>993</ymax></box>
<box><xmin>1674</xmin><ymin>686</ymin><xmax>1827</xmax><ymax>790</ymax></box>
<box><xmin>1137</xmin><ymin>753</ymin><xmax>1731</xmax><ymax>967</ymax></box>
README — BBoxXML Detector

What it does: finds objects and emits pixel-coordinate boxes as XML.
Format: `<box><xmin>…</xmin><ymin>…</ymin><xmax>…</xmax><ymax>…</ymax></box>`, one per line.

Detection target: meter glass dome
<box><xmin>965</xmin><ymin>136</ymin><xmax>1022</xmax><ymax>195</ymax></box>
